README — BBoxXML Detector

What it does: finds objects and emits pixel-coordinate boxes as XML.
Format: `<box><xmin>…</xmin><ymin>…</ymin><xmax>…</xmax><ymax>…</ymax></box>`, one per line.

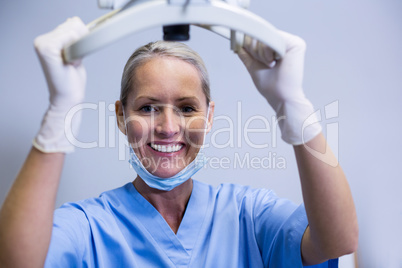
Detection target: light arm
<box><xmin>63</xmin><ymin>0</ymin><xmax>285</xmax><ymax>63</ymax></box>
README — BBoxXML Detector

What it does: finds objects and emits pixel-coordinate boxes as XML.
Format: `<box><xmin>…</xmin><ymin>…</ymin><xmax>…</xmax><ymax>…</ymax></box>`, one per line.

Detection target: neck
<box><xmin>133</xmin><ymin>176</ymin><xmax>193</xmax><ymax>233</ymax></box>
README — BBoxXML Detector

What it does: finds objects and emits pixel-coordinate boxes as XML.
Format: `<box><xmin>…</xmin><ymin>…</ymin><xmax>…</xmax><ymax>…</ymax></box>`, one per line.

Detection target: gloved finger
<box><xmin>56</xmin><ymin>17</ymin><xmax>88</xmax><ymax>50</ymax></box>
<box><xmin>35</xmin><ymin>17</ymin><xmax>87</xmax><ymax>51</ymax></box>
<box><xmin>34</xmin><ymin>17</ymin><xmax>88</xmax><ymax>65</ymax></box>
<box><xmin>276</xmin><ymin>30</ymin><xmax>307</xmax><ymax>55</ymax></box>
<box><xmin>56</xmin><ymin>17</ymin><xmax>88</xmax><ymax>37</ymax></box>
<box><xmin>237</xmin><ymin>47</ymin><xmax>254</xmax><ymax>69</ymax></box>
<box><xmin>242</xmin><ymin>35</ymin><xmax>277</xmax><ymax>67</ymax></box>
<box><xmin>237</xmin><ymin>47</ymin><xmax>271</xmax><ymax>74</ymax></box>
<box><xmin>274</xmin><ymin>30</ymin><xmax>306</xmax><ymax>77</ymax></box>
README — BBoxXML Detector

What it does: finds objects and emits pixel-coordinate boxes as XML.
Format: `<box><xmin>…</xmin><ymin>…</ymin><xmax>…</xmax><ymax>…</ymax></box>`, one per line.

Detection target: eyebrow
<box><xmin>177</xmin><ymin>96</ymin><xmax>200</xmax><ymax>103</ymax></box>
<box><xmin>135</xmin><ymin>95</ymin><xmax>200</xmax><ymax>103</ymax></box>
<box><xmin>135</xmin><ymin>96</ymin><xmax>159</xmax><ymax>102</ymax></box>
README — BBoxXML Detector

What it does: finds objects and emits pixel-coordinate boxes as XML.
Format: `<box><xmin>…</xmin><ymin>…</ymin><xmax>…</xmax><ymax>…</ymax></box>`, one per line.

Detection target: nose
<box><xmin>154</xmin><ymin>107</ymin><xmax>181</xmax><ymax>138</ymax></box>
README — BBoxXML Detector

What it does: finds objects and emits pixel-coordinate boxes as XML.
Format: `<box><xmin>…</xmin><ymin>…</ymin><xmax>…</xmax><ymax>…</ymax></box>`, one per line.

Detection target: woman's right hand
<box><xmin>33</xmin><ymin>17</ymin><xmax>88</xmax><ymax>153</ymax></box>
<box><xmin>0</xmin><ymin>18</ymin><xmax>88</xmax><ymax>268</ymax></box>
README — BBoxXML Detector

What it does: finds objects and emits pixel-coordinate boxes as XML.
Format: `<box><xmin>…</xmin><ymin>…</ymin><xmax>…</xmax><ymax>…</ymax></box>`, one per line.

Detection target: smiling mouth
<box><xmin>149</xmin><ymin>143</ymin><xmax>183</xmax><ymax>153</ymax></box>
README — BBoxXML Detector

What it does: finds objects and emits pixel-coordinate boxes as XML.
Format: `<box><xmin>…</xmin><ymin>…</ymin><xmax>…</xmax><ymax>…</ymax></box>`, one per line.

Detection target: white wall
<box><xmin>1</xmin><ymin>0</ymin><xmax>401</xmax><ymax>266</ymax></box>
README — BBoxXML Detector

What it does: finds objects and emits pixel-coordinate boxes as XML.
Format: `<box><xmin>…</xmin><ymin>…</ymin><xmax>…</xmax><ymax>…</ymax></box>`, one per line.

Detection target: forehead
<box><xmin>129</xmin><ymin>56</ymin><xmax>206</xmax><ymax>103</ymax></box>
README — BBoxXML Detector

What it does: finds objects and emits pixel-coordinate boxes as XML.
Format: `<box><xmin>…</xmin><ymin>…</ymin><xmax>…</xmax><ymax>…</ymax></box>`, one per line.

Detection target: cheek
<box><xmin>126</xmin><ymin>117</ymin><xmax>151</xmax><ymax>145</ymax></box>
<box><xmin>184</xmin><ymin>118</ymin><xmax>206</xmax><ymax>147</ymax></box>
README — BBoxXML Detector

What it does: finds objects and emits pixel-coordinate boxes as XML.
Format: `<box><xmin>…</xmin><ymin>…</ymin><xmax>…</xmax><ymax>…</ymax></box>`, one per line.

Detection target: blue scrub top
<box><xmin>45</xmin><ymin>180</ymin><xmax>338</xmax><ymax>267</ymax></box>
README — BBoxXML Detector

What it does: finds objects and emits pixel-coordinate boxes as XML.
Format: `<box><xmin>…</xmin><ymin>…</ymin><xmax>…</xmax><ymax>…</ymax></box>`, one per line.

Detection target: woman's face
<box><xmin>116</xmin><ymin>56</ymin><xmax>214</xmax><ymax>178</ymax></box>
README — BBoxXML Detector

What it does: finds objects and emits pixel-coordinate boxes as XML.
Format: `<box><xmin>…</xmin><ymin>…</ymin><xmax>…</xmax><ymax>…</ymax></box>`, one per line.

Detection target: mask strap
<box><xmin>205</xmin><ymin>102</ymin><xmax>211</xmax><ymax>130</ymax></box>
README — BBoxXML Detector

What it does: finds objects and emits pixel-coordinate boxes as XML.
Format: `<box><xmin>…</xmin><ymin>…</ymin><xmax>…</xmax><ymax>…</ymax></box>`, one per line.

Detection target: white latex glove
<box><xmin>237</xmin><ymin>30</ymin><xmax>322</xmax><ymax>145</ymax></box>
<box><xmin>33</xmin><ymin>17</ymin><xmax>88</xmax><ymax>153</ymax></box>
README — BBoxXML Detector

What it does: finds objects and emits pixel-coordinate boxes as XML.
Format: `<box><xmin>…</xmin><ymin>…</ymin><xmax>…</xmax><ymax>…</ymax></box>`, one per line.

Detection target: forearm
<box><xmin>0</xmin><ymin>147</ymin><xmax>64</xmax><ymax>268</ymax></box>
<box><xmin>294</xmin><ymin>133</ymin><xmax>358</xmax><ymax>263</ymax></box>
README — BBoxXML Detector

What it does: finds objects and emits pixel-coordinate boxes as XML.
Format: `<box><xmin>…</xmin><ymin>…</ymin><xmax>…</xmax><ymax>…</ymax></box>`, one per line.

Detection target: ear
<box><xmin>206</xmin><ymin>101</ymin><xmax>215</xmax><ymax>134</ymax></box>
<box><xmin>115</xmin><ymin>100</ymin><xmax>126</xmax><ymax>135</ymax></box>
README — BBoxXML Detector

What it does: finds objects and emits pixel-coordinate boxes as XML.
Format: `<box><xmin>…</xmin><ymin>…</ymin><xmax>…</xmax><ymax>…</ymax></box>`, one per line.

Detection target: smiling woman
<box><xmin>0</xmin><ymin>17</ymin><xmax>357</xmax><ymax>268</ymax></box>
<box><xmin>114</xmin><ymin>44</ymin><xmax>215</xmax><ymax>193</ymax></box>
<box><xmin>117</xmin><ymin>53</ymin><xmax>213</xmax><ymax>178</ymax></box>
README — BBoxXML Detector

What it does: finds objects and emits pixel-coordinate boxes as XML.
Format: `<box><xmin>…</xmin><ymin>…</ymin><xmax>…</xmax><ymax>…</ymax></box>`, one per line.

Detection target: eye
<box><xmin>140</xmin><ymin>105</ymin><xmax>157</xmax><ymax>113</ymax></box>
<box><xmin>181</xmin><ymin>106</ymin><xmax>195</xmax><ymax>113</ymax></box>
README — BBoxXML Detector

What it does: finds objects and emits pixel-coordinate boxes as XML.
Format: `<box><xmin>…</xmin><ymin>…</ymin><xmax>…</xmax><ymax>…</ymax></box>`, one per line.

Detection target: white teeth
<box><xmin>151</xmin><ymin>143</ymin><xmax>182</xmax><ymax>153</ymax></box>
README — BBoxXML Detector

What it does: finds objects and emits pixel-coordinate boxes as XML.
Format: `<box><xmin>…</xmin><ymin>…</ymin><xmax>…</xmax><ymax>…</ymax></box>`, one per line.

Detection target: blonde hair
<box><xmin>120</xmin><ymin>41</ymin><xmax>211</xmax><ymax>106</ymax></box>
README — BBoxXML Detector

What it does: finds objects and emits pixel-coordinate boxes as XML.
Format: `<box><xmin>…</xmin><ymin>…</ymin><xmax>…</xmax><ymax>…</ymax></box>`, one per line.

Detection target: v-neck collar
<box><xmin>124</xmin><ymin>180</ymin><xmax>210</xmax><ymax>266</ymax></box>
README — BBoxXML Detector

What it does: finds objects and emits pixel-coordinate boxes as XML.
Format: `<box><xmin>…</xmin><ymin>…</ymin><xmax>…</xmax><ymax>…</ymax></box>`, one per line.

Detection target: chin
<box><xmin>149</xmin><ymin>167</ymin><xmax>184</xmax><ymax>178</ymax></box>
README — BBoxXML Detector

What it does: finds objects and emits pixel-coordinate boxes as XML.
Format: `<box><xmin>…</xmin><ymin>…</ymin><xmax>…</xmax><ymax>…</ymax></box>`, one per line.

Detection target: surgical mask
<box><xmin>124</xmin><ymin>105</ymin><xmax>211</xmax><ymax>191</ymax></box>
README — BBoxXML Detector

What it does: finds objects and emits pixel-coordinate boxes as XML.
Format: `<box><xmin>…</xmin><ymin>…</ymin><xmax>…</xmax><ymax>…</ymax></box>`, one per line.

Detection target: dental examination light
<box><xmin>63</xmin><ymin>0</ymin><xmax>285</xmax><ymax>63</ymax></box>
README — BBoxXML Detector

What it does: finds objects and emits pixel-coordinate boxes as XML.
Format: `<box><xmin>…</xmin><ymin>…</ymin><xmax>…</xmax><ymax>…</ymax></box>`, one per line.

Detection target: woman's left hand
<box><xmin>239</xmin><ymin>31</ymin><xmax>358</xmax><ymax>264</ymax></box>
<box><xmin>237</xmin><ymin>31</ymin><xmax>321</xmax><ymax>145</ymax></box>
